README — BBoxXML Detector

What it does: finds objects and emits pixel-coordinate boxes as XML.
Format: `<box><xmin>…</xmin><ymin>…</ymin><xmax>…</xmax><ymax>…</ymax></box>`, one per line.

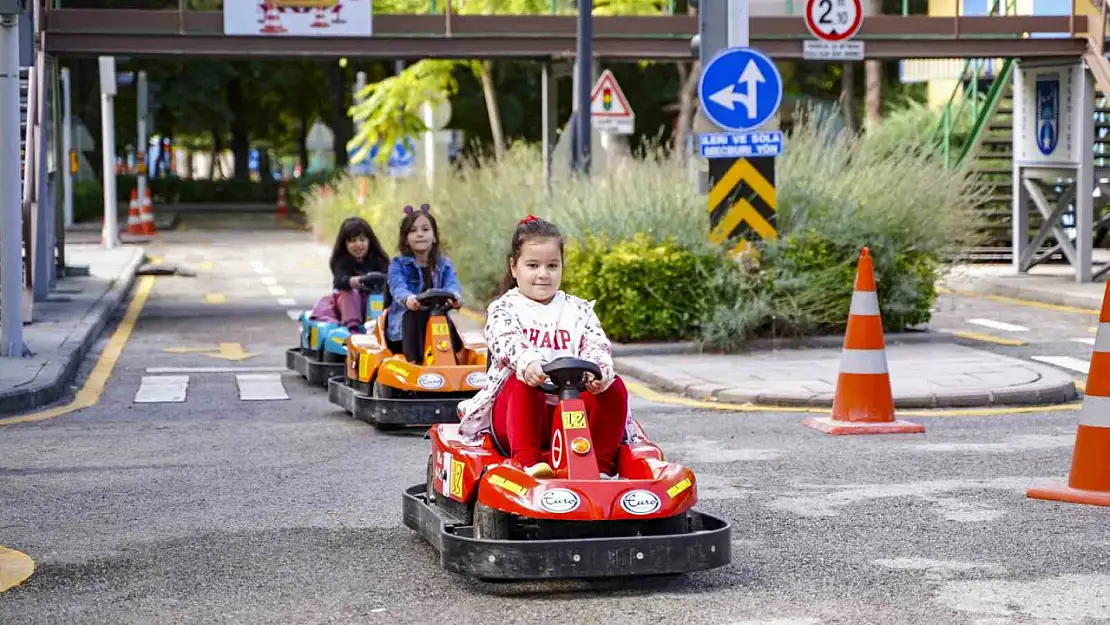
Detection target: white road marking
<box><xmin>286</xmin><ymin>310</ymin><xmax>302</xmax><ymax>321</ymax></box>
<box><xmin>1031</xmin><ymin>355</ymin><xmax>1090</xmax><ymax>374</ymax></box>
<box><xmin>147</xmin><ymin>366</ymin><xmax>287</xmax><ymax>374</ymax></box>
<box><xmin>253</xmin><ymin>266</ymin><xmax>272</xmax><ymax>275</ymax></box>
<box><xmin>236</xmin><ymin>374</ymin><xmax>289</xmax><ymax>401</ymax></box>
<box><xmin>1072</xmin><ymin>337</ymin><xmax>1097</xmax><ymax>346</ymax></box>
<box><xmin>260</xmin><ymin>276</ymin><xmax>278</xmax><ymax>286</ymax></box>
<box><xmin>268</xmin><ymin>285</ymin><xmax>288</xmax><ymax>296</ymax></box>
<box><xmin>249</xmin><ymin>259</ymin><xmax>266</xmax><ymax>270</ymax></box>
<box><xmin>277</xmin><ymin>298</ymin><xmax>296</xmax><ymax>306</ymax></box>
<box><xmin>967</xmin><ymin>318</ymin><xmax>1030</xmax><ymax>332</ymax></box>
<box><xmin>133</xmin><ymin>375</ymin><xmax>190</xmax><ymax>403</ymax></box>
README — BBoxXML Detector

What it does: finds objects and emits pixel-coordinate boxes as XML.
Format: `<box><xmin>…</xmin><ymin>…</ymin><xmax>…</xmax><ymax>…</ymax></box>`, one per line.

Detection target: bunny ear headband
<box><xmin>402</xmin><ymin>203</ymin><xmax>431</xmax><ymax>216</ymax></box>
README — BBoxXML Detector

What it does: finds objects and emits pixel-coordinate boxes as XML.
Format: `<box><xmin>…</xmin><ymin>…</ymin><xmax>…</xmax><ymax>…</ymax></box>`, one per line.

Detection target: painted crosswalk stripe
<box><xmin>967</xmin><ymin>318</ymin><xmax>1030</xmax><ymax>332</ymax></box>
<box><xmin>236</xmin><ymin>374</ymin><xmax>289</xmax><ymax>401</ymax></box>
<box><xmin>268</xmin><ymin>285</ymin><xmax>288</xmax><ymax>296</ymax></box>
<box><xmin>1072</xmin><ymin>337</ymin><xmax>1097</xmax><ymax>346</ymax></box>
<box><xmin>134</xmin><ymin>375</ymin><xmax>190</xmax><ymax>403</ymax></box>
<box><xmin>147</xmin><ymin>366</ymin><xmax>286</xmax><ymax>374</ymax></box>
<box><xmin>260</xmin><ymin>276</ymin><xmax>278</xmax><ymax>286</ymax></box>
<box><xmin>286</xmin><ymin>310</ymin><xmax>302</xmax><ymax>321</ymax></box>
<box><xmin>277</xmin><ymin>298</ymin><xmax>296</xmax><ymax>307</ymax></box>
<box><xmin>1032</xmin><ymin>355</ymin><xmax>1090</xmax><ymax>374</ymax></box>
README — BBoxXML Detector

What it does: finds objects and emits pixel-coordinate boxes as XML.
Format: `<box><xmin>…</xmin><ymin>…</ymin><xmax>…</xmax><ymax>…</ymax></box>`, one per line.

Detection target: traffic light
<box><xmin>602</xmin><ymin>87</ymin><xmax>612</xmax><ymax>110</ymax></box>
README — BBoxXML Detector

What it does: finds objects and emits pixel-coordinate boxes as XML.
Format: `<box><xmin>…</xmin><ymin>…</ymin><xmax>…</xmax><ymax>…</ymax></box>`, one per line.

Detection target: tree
<box><xmin>348</xmin><ymin>60</ymin><xmax>458</xmax><ymax>167</ymax></box>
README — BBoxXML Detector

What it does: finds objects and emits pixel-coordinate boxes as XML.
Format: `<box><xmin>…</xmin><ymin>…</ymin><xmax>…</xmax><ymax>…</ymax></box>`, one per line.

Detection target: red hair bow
<box><xmin>520</xmin><ymin>214</ymin><xmax>539</xmax><ymax>224</ymax></box>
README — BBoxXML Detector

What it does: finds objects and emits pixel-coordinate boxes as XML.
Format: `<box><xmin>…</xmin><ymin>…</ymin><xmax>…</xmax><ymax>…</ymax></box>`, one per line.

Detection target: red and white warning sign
<box><xmin>590</xmin><ymin>69</ymin><xmax>635</xmax><ymax>135</ymax></box>
<box><xmin>805</xmin><ymin>0</ymin><xmax>863</xmax><ymax>42</ymax></box>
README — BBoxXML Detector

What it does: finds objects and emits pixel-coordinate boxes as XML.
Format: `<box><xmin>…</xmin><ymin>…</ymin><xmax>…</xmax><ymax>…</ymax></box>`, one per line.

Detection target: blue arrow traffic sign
<box><xmin>698</xmin><ymin>47</ymin><xmax>784</xmax><ymax>133</ymax></box>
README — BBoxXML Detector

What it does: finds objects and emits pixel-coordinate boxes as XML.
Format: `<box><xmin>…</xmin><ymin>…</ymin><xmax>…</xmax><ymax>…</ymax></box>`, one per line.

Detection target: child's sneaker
<box><xmin>525</xmin><ymin>462</ymin><xmax>555</xmax><ymax>478</ymax></box>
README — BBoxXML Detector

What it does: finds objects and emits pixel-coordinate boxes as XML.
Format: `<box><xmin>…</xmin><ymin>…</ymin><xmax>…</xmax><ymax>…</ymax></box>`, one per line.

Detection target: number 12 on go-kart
<box><xmin>805</xmin><ymin>0</ymin><xmax>863</xmax><ymax>42</ymax></box>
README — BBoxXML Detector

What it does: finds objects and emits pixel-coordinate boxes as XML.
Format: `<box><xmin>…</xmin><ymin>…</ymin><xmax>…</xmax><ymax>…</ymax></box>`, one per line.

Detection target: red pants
<box><xmin>492</xmin><ymin>375</ymin><xmax>629</xmax><ymax>475</ymax></box>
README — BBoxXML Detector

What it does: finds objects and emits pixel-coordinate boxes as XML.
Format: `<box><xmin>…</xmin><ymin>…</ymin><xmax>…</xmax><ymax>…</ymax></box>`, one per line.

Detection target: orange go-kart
<box><xmin>328</xmin><ymin>289</ymin><xmax>488</xmax><ymax>430</ymax></box>
<box><xmin>402</xmin><ymin>357</ymin><xmax>732</xmax><ymax>581</ymax></box>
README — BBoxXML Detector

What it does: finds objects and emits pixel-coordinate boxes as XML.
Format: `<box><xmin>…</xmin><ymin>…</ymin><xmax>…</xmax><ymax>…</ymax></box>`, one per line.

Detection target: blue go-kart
<box><xmin>286</xmin><ymin>271</ymin><xmax>388</xmax><ymax>387</ymax></box>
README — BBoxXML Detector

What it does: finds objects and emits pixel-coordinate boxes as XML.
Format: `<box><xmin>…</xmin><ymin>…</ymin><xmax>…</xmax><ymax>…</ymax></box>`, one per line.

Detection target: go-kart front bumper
<box><xmin>285</xmin><ymin>347</ymin><xmax>345</xmax><ymax>387</ymax></box>
<box><xmin>327</xmin><ymin>376</ymin><xmax>461</xmax><ymax>428</ymax></box>
<box><xmin>402</xmin><ymin>484</ymin><xmax>732</xmax><ymax>580</ymax></box>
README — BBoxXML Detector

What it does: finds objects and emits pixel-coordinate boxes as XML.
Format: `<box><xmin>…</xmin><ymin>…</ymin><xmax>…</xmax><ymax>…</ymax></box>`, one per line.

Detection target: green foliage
<box><xmin>347</xmin><ymin>60</ymin><xmax>458</xmax><ymax>167</ymax></box>
<box><xmin>302</xmin><ymin>100</ymin><xmax>985</xmax><ymax>346</ymax></box>
<box><xmin>562</xmin><ymin>234</ymin><xmax>740</xmax><ymax>343</ymax></box>
<box><xmin>73</xmin><ymin>179</ymin><xmax>106</xmax><ymax>223</ymax></box>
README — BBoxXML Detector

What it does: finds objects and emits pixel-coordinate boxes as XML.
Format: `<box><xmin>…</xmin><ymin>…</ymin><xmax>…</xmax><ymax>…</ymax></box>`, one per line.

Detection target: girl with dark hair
<box><xmin>456</xmin><ymin>215</ymin><xmax>630</xmax><ymax>480</ymax></box>
<box><xmin>324</xmin><ymin>216</ymin><xmax>395</xmax><ymax>330</ymax></box>
<box><xmin>386</xmin><ymin>203</ymin><xmax>464</xmax><ymax>362</ymax></box>
<box><xmin>310</xmin><ymin>216</ymin><xmax>390</xmax><ymax>331</ymax></box>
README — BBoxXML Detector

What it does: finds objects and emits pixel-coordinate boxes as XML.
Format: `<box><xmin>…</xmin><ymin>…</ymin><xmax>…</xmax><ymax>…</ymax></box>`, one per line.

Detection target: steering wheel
<box><xmin>415</xmin><ymin>289</ymin><xmax>458</xmax><ymax>313</ymax></box>
<box><xmin>359</xmin><ymin>271</ymin><xmax>388</xmax><ymax>290</ymax></box>
<box><xmin>538</xmin><ymin>357</ymin><xmax>602</xmax><ymax>395</ymax></box>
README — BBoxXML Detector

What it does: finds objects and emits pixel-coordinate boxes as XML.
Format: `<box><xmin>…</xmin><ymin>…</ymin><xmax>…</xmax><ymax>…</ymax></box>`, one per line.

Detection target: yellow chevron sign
<box><xmin>707</xmin><ymin>156</ymin><xmax>777</xmax><ymax>256</ymax></box>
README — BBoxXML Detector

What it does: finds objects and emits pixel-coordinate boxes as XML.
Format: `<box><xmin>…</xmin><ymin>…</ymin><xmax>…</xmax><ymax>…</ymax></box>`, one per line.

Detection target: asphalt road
<box><xmin>2</xmin><ymin>216</ymin><xmax>1108</xmax><ymax>625</ymax></box>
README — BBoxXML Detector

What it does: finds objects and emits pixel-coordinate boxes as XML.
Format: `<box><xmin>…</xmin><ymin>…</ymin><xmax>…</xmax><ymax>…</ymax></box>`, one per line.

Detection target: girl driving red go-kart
<box><xmin>456</xmin><ymin>215</ymin><xmax>632</xmax><ymax>480</ymax></box>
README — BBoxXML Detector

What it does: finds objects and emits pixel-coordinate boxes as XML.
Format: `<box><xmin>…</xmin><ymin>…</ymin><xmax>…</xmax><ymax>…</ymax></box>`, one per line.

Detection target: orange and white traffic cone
<box><xmin>1027</xmin><ymin>282</ymin><xmax>1110</xmax><ymax>507</ymax></box>
<box><xmin>802</xmin><ymin>247</ymin><xmax>925</xmax><ymax>435</ymax></box>
<box><xmin>126</xmin><ymin>189</ymin><xmax>143</xmax><ymax>236</ymax></box>
<box><xmin>259</xmin><ymin>5</ymin><xmax>286</xmax><ymax>33</ymax></box>
<box><xmin>140</xmin><ymin>188</ymin><xmax>157</xmax><ymax>236</ymax></box>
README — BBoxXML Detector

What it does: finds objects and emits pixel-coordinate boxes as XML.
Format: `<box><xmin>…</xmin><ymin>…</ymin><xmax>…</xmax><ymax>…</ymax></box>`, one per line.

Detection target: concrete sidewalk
<box><xmin>616</xmin><ymin>342</ymin><xmax>1078</xmax><ymax>408</ymax></box>
<box><xmin>0</xmin><ymin>244</ymin><xmax>146</xmax><ymax>416</ymax></box>
<box><xmin>940</xmin><ymin>263</ymin><xmax>1107</xmax><ymax>311</ymax></box>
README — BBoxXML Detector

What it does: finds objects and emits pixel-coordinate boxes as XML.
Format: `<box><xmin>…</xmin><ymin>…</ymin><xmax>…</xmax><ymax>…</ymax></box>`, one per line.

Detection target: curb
<box><xmin>946</xmin><ymin>278</ymin><xmax>1104</xmax><ymax>312</ymax></box>
<box><xmin>615</xmin><ymin>357</ymin><xmax>1079</xmax><ymax>410</ymax></box>
<box><xmin>610</xmin><ymin>330</ymin><xmax>951</xmax><ymax>357</ymax></box>
<box><xmin>0</xmin><ymin>247</ymin><xmax>147</xmax><ymax>416</ymax></box>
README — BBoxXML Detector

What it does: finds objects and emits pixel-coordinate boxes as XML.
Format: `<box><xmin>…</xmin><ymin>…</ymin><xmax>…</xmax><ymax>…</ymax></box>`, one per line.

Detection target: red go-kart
<box><xmin>402</xmin><ymin>357</ymin><xmax>731</xmax><ymax>580</ymax></box>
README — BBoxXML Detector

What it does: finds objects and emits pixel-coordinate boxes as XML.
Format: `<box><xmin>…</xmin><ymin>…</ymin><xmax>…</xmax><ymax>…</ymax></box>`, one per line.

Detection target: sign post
<box><xmin>1011</xmin><ymin>60</ymin><xmax>1096</xmax><ymax>282</ymax></box>
<box><xmin>803</xmin><ymin>0</ymin><xmax>865</xmax><ymax>61</ymax></box>
<box><xmin>697</xmin><ymin>12</ymin><xmax>783</xmax><ymax>256</ymax></box>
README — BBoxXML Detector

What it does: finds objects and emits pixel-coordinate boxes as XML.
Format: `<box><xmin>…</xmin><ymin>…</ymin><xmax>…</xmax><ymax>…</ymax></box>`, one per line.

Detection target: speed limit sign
<box><xmin>805</xmin><ymin>0</ymin><xmax>863</xmax><ymax>42</ymax></box>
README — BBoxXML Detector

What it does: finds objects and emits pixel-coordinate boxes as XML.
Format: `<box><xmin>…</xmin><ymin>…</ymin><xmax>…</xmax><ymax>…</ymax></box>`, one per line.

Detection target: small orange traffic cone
<box><xmin>140</xmin><ymin>188</ymin><xmax>157</xmax><ymax>235</ymax></box>
<box><xmin>126</xmin><ymin>189</ymin><xmax>143</xmax><ymax>236</ymax></box>
<box><xmin>1027</xmin><ymin>282</ymin><xmax>1110</xmax><ymax>507</ymax></box>
<box><xmin>802</xmin><ymin>247</ymin><xmax>925</xmax><ymax>435</ymax></box>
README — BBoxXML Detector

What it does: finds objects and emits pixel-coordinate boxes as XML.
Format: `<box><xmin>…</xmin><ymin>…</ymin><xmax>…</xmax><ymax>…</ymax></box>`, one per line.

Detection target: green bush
<box><xmin>562</xmin><ymin>234</ymin><xmax>742</xmax><ymax>343</ymax></box>
<box><xmin>73</xmin><ymin>179</ymin><xmax>105</xmax><ymax>223</ymax></box>
<box><xmin>299</xmin><ymin>106</ymin><xmax>986</xmax><ymax>347</ymax></box>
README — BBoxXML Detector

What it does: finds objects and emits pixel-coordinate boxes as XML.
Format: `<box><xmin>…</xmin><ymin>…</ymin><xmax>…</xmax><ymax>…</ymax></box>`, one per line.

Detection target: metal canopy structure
<box><xmin>42</xmin><ymin>11</ymin><xmax>1096</xmax><ymax>60</ymax></box>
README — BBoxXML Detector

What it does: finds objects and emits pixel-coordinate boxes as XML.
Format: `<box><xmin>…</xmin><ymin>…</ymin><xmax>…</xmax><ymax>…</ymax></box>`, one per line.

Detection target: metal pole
<box><xmin>1</xmin><ymin>12</ymin><xmax>26</xmax><ymax>357</ymax></box>
<box><xmin>574</xmin><ymin>0</ymin><xmax>592</xmax><ymax>174</ymax></box>
<box><xmin>1076</xmin><ymin>63</ymin><xmax>1095</xmax><ymax>282</ymax></box>
<box><xmin>98</xmin><ymin>56</ymin><xmax>118</xmax><ymax>249</ymax></box>
<box><xmin>61</xmin><ymin>66</ymin><xmax>72</xmax><ymax>227</ymax></box>
<box><xmin>542</xmin><ymin>60</ymin><xmax>553</xmax><ymax>194</ymax></box>
<box><xmin>136</xmin><ymin>70</ymin><xmax>147</xmax><ymax>211</ymax></box>
<box><xmin>728</xmin><ymin>0</ymin><xmax>748</xmax><ymax>47</ymax></box>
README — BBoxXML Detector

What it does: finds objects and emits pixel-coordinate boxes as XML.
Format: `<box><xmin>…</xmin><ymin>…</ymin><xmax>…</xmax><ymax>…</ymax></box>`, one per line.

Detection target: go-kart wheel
<box><xmin>426</xmin><ymin>455</ymin><xmax>436</xmax><ymax>506</ymax></box>
<box><xmin>473</xmin><ymin>502</ymin><xmax>510</xmax><ymax>541</ymax></box>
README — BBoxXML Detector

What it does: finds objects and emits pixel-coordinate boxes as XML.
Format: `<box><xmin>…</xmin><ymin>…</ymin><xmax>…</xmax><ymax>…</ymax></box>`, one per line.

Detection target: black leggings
<box><xmin>401</xmin><ymin>310</ymin><xmax>464</xmax><ymax>363</ymax></box>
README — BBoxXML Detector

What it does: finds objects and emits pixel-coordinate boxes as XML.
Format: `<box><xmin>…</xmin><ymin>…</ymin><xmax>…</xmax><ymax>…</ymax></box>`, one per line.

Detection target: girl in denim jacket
<box><xmin>386</xmin><ymin>204</ymin><xmax>465</xmax><ymax>362</ymax></box>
